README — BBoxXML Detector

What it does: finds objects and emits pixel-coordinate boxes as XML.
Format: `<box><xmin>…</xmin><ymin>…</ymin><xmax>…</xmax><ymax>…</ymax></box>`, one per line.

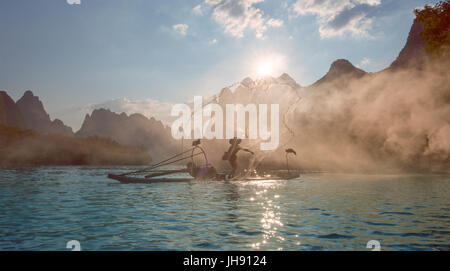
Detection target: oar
<box><xmin>145</xmin><ymin>169</ymin><xmax>188</xmax><ymax>178</ymax></box>
<box><xmin>143</xmin><ymin>152</ymin><xmax>203</xmax><ymax>172</ymax></box>
<box><xmin>119</xmin><ymin>148</ymin><xmax>195</xmax><ymax>176</ymax></box>
<box><xmin>146</xmin><ymin>148</ymin><xmax>195</xmax><ymax>171</ymax></box>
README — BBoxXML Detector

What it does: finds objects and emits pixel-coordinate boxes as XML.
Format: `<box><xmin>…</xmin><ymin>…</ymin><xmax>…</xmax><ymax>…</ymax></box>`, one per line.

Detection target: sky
<box><xmin>0</xmin><ymin>0</ymin><xmax>437</xmax><ymax>130</ymax></box>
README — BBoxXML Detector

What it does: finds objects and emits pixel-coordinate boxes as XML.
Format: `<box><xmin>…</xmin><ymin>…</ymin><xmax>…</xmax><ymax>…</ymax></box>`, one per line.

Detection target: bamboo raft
<box><xmin>107</xmin><ymin>141</ymin><xmax>300</xmax><ymax>184</ymax></box>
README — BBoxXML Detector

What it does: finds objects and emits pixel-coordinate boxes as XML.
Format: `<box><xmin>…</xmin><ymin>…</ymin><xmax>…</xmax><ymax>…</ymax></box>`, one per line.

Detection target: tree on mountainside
<box><xmin>415</xmin><ymin>1</ymin><xmax>450</xmax><ymax>56</ymax></box>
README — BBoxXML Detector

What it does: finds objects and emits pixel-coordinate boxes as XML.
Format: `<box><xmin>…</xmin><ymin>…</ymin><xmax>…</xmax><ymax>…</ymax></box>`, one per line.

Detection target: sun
<box><xmin>257</xmin><ymin>61</ymin><xmax>273</xmax><ymax>76</ymax></box>
<box><xmin>247</xmin><ymin>52</ymin><xmax>286</xmax><ymax>78</ymax></box>
<box><xmin>253</xmin><ymin>53</ymin><xmax>286</xmax><ymax>77</ymax></box>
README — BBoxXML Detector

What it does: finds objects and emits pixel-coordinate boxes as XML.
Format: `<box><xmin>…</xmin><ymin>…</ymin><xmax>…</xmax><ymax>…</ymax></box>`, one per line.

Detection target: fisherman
<box><xmin>223</xmin><ymin>138</ymin><xmax>254</xmax><ymax>178</ymax></box>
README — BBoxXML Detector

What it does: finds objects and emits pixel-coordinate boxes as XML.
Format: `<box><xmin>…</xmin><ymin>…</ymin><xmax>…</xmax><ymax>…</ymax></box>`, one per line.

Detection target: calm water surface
<box><xmin>0</xmin><ymin>166</ymin><xmax>449</xmax><ymax>251</ymax></box>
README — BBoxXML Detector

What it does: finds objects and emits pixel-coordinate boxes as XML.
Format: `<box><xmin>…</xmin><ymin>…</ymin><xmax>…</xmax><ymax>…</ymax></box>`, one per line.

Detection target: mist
<box><xmin>191</xmin><ymin>56</ymin><xmax>449</xmax><ymax>174</ymax></box>
<box><xmin>269</xmin><ymin>58</ymin><xmax>449</xmax><ymax>173</ymax></box>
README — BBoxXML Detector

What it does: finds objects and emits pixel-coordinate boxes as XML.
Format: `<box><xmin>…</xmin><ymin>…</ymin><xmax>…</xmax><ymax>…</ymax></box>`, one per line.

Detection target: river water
<box><xmin>0</xmin><ymin>166</ymin><xmax>448</xmax><ymax>251</ymax></box>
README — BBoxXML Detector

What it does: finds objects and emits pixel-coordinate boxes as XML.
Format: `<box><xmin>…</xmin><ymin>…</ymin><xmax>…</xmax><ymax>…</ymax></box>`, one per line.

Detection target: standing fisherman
<box><xmin>223</xmin><ymin>138</ymin><xmax>254</xmax><ymax>178</ymax></box>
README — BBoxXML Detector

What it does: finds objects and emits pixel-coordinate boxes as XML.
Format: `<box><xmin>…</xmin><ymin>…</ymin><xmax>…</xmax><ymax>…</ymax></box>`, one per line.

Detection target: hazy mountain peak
<box><xmin>277</xmin><ymin>73</ymin><xmax>301</xmax><ymax>89</ymax></box>
<box><xmin>329</xmin><ymin>59</ymin><xmax>360</xmax><ymax>73</ymax></box>
<box><xmin>16</xmin><ymin>90</ymin><xmax>73</xmax><ymax>136</ymax></box>
<box><xmin>278</xmin><ymin>73</ymin><xmax>293</xmax><ymax>81</ymax></box>
<box><xmin>313</xmin><ymin>59</ymin><xmax>366</xmax><ymax>87</ymax></box>
<box><xmin>255</xmin><ymin>75</ymin><xmax>277</xmax><ymax>86</ymax></box>
<box><xmin>93</xmin><ymin>108</ymin><xmax>110</xmax><ymax>113</ymax></box>
<box><xmin>241</xmin><ymin>77</ymin><xmax>254</xmax><ymax>87</ymax></box>
<box><xmin>390</xmin><ymin>22</ymin><xmax>426</xmax><ymax>70</ymax></box>
<box><xmin>53</xmin><ymin>119</ymin><xmax>64</xmax><ymax>125</ymax></box>
<box><xmin>90</xmin><ymin>108</ymin><xmax>113</xmax><ymax>116</ymax></box>
<box><xmin>86</xmin><ymin>108</ymin><xmax>122</xmax><ymax>122</ymax></box>
<box><xmin>218</xmin><ymin>87</ymin><xmax>233</xmax><ymax>101</ymax></box>
<box><xmin>0</xmin><ymin>91</ymin><xmax>27</xmax><ymax>129</ymax></box>
<box><xmin>77</xmin><ymin>107</ymin><xmax>176</xmax><ymax>157</ymax></box>
<box><xmin>17</xmin><ymin>90</ymin><xmax>51</xmax><ymax>124</ymax></box>
<box><xmin>23</xmin><ymin>90</ymin><xmax>34</xmax><ymax>97</ymax></box>
<box><xmin>17</xmin><ymin>90</ymin><xmax>46</xmax><ymax>109</ymax></box>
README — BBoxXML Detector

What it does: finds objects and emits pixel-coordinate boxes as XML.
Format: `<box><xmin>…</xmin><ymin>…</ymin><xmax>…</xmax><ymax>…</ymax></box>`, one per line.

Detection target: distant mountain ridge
<box><xmin>16</xmin><ymin>90</ymin><xmax>73</xmax><ymax>136</ymax></box>
<box><xmin>0</xmin><ymin>90</ymin><xmax>74</xmax><ymax>136</ymax></box>
<box><xmin>76</xmin><ymin>108</ymin><xmax>177</xmax><ymax>158</ymax></box>
<box><xmin>0</xmin><ymin>89</ymin><xmax>178</xmax><ymax>160</ymax></box>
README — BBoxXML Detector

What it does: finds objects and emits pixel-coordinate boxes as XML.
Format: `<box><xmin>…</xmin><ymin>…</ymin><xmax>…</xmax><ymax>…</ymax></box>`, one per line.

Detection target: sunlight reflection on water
<box><xmin>0</xmin><ymin>167</ymin><xmax>449</xmax><ymax>251</ymax></box>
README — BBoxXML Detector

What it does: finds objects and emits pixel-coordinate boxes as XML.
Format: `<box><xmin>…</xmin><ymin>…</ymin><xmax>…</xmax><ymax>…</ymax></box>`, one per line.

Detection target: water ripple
<box><xmin>0</xmin><ymin>167</ymin><xmax>449</xmax><ymax>250</ymax></box>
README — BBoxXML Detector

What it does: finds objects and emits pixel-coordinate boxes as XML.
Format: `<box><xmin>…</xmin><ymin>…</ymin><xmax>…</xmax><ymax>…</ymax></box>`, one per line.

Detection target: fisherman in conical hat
<box><xmin>223</xmin><ymin>137</ymin><xmax>254</xmax><ymax>178</ymax></box>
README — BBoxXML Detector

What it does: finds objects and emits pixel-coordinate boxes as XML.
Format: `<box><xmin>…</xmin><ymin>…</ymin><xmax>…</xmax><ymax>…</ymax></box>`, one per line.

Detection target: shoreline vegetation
<box><xmin>0</xmin><ymin>125</ymin><xmax>151</xmax><ymax>166</ymax></box>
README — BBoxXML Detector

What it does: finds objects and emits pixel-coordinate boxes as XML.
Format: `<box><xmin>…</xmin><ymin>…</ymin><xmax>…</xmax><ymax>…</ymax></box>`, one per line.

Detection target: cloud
<box><xmin>196</xmin><ymin>0</ymin><xmax>283</xmax><ymax>39</ymax></box>
<box><xmin>205</xmin><ymin>0</ymin><xmax>222</xmax><ymax>6</ymax></box>
<box><xmin>292</xmin><ymin>0</ymin><xmax>381</xmax><ymax>38</ymax></box>
<box><xmin>211</xmin><ymin>0</ymin><xmax>266</xmax><ymax>38</ymax></box>
<box><xmin>67</xmin><ymin>0</ymin><xmax>81</xmax><ymax>4</ymax></box>
<box><xmin>358</xmin><ymin>57</ymin><xmax>371</xmax><ymax>67</ymax></box>
<box><xmin>266</xmin><ymin>18</ymin><xmax>284</xmax><ymax>27</ymax></box>
<box><xmin>81</xmin><ymin>98</ymin><xmax>176</xmax><ymax>125</ymax></box>
<box><xmin>193</xmin><ymin>4</ymin><xmax>204</xmax><ymax>15</ymax></box>
<box><xmin>172</xmin><ymin>24</ymin><xmax>189</xmax><ymax>36</ymax></box>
